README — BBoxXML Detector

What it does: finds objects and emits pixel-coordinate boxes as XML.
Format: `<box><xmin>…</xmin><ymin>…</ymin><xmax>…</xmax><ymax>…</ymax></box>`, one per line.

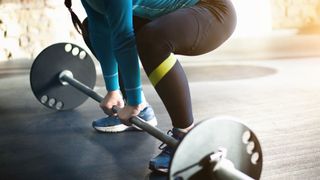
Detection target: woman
<box><xmin>66</xmin><ymin>0</ymin><xmax>236</xmax><ymax>173</ymax></box>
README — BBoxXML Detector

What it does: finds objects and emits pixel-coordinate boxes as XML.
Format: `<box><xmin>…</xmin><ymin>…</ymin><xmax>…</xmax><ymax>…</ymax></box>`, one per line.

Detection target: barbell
<box><xmin>30</xmin><ymin>43</ymin><xmax>263</xmax><ymax>179</ymax></box>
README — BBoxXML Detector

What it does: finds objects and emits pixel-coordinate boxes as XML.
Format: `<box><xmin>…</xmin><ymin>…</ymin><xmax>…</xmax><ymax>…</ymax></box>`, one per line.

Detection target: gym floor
<box><xmin>1</xmin><ymin>35</ymin><xmax>320</xmax><ymax>180</ymax></box>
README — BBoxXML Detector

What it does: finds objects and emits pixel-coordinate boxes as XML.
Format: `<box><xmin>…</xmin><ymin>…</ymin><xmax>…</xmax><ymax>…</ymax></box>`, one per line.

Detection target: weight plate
<box><xmin>30</xmin><ymin>43</ymin><xmax>96</xmax><ymax>110</ymax></box>
<box><xmin>170</xmin><ymin>117</ymin><xmax>263</xmax><ymax>180</ymax></box>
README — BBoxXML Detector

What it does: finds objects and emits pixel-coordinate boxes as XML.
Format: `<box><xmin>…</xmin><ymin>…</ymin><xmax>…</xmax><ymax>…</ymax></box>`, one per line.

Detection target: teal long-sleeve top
<box><xmin>82</xmin><ymin>0</ymin><xmax>199</xmax><ymax>105</ymax></box>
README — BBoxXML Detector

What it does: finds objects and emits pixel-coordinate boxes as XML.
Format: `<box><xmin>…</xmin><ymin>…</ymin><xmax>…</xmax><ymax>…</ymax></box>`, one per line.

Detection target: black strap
<box><xmin>64</xmin><ymin>0</ymin><xmax>84</xmax><ymax>34</ymax></box>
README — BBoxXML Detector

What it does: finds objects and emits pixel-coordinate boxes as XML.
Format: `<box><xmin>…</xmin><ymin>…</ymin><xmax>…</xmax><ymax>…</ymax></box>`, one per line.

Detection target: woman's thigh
<box><xmin>137</xmin><ymin>0</ymin><xmax>236</xmax><ymax>56</ymax></box>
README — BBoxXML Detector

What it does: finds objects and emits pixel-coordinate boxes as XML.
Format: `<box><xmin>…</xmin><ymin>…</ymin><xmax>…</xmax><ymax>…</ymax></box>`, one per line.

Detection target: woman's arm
<box><xmin>104</xmin><ymin>0</ymin><xmax>142</xmax><ymax>106</ymax></box>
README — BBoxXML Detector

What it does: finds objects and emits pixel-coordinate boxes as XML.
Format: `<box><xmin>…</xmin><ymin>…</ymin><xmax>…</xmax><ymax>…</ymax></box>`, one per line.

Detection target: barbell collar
<box><xmin>59</xmin><ymin>70</ymin><xmax>74</xmax><ymax>86</ymax></box>
<box><xmin>212</xmin><ymin>157</ymin><xmax>254</xmax><ymax>180</ymax></box>
<box><xmin>59</xmin><ymin>71</ymin><xmax>104</xmax><ymax>103</ymax></box>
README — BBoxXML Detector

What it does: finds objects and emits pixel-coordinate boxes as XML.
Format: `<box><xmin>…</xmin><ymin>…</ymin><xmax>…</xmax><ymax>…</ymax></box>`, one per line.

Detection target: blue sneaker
<box><xmin>149</xmin><ymin>128</ymin><xmax>186</xmax><ymax>173</ymax></box>
<box><xmin>92</xmin><ymin>105</ymin><xmax>157</xmax><ymax>133</ymax></box>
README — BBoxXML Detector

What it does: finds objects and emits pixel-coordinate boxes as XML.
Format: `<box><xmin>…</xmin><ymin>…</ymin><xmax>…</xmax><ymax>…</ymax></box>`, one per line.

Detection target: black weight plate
<box><xmin>170</xmin><ymin>117</ymin><xmax>263</xmax><ymax>180</ymax></box>
<box><xmin>30</xmin><ymin>43</ymin><xmax>96</xmax><ymax>110</ymax></box>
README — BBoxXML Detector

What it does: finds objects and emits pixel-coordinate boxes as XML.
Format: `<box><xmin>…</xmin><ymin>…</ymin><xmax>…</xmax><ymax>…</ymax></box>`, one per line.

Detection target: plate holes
<box><xmin>246</xmin><ymin>141</ymin><xmax>255</xmax><ymax>154</ymax></box>
<box><xmin>242</xmin><ymin>130</ymin><xmax>251</xmax><ymax>144</ymax></box>
<box><xmin>56</xmin><ymin>101</ymin><xmax>64</xmax><ymax>110</ymax></box>
<box><xmin>251</xmin><ymin>152</ymin><xmax>260</xmax><ymax>165</ymax></box>
<box><xmin>48</xmin><ymin>98</ymin><xmax>56</xmax><ymax>107</ymax></box>
<box><xmin>79</xmin><ymin>51</ymin><xmax>86</xmax><ymax>59</ymax></box>
<box><xmin>40</xmin><ymin>95</ymin><xmax>48</xmax><ymax>104</ymax></box>
<box><xmin>65</xmin><ymin>44</ymin><xmax>72</xmax><ymax>52</ymax></box>
<box><xmin>72</xmin><ymin>47</ymin><xmax>80</xmax><ymax>56</ymax></box>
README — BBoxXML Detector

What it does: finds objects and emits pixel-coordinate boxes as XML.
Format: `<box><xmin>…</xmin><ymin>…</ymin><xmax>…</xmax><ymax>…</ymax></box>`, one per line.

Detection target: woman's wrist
<box><xmin>127</xmin><ymin>102</ymin><xmax>147</xmax><ymax>111</ymax></box>
<box><xmin>107</xmin><ymin>90</ymin><xmax>122</xmax><ymax>96</ymax></box>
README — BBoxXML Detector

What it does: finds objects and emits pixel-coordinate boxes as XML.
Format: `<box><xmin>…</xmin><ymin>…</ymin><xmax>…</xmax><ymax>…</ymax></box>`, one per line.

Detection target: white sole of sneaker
<box><xmin>132</xmin><ymin>117</ymin><xmax>158</xmax><ymax>131</ymax></box>
<box><xmin>149</xmin><ymin>166</ymin><xmax>168</xmax><ymax>174</ymax></box>
<box><xmin>94</xmin><ymin>124</ymin><xmax>131</xmax><ymax>133</ymax></box>
<box><xmin>94</xmin><ymin>117</ymin><xmax>158</xmax><ymax>133</ymax></box>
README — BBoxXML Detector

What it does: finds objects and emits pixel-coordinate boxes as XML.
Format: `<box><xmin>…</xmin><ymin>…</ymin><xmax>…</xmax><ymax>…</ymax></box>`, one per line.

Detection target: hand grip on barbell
<box><xmin>61</xmin><ymin>72</ymin><xmax>179</xmax><ymax>148</ymax></box>
<box><xmin>111</xmin><ymin>106</ymin><xmax>179</xmax><ymax>148</ymax></box>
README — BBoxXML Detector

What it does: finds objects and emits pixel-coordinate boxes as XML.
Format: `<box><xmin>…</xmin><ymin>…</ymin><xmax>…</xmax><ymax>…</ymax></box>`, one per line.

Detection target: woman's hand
<box><xmin>118</xmin><ymin>103</ymin><xmax>146</xmax><ymax>126</ymax></box>
<box><xmin>100</xmin><ymin>90</ymin><xmax>124</xmax><ymax>116</ymax></box>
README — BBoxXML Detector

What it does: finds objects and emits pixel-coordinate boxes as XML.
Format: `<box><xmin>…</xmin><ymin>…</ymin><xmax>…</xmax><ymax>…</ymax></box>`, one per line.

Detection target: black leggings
<box><xmin>83</xmin><ymin>0</ymin><xmax>236</xmax><ymax>128</ymax></box>
<box><xmin>135</xmin><ymin>0</ymin><xmax>236</xmax><ymax>128</ymax></box>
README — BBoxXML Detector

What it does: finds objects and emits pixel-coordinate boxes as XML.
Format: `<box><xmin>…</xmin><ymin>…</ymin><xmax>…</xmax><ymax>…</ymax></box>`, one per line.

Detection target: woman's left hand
<box><xmin>118</xmin><ymin>104</ymin><xmax>145</xmax><ymax>126</ymax></box>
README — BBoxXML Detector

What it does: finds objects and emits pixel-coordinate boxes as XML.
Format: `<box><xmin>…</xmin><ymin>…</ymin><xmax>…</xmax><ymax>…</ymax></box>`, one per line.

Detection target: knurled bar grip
<box><xmin>60</xmin><ymin>73</ymin><xmax>179</xmax><ymax>148</ymax></box>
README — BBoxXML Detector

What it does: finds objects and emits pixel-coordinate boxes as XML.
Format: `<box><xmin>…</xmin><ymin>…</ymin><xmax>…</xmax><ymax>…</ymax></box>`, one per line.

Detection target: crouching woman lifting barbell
<box><xmin>66</xmin><ymin>0</ymin><xmax>237</xmax><ymax>174</ymax></box>
<box><xmin>30</xmin><ymin>42</ymin><xmax>263</xmax><ymax>179</ymax></box>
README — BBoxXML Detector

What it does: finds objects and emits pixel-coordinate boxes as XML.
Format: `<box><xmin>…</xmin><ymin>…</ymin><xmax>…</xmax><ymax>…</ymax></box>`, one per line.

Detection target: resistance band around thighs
<box><xmin>148</xmin><ymin>53</ymin><xmax>177</xmax><ymax>86</ymax></box>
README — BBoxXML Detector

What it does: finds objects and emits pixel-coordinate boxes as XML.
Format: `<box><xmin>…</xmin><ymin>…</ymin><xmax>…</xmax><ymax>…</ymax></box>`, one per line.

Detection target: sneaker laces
<box><xmin>158</xmin><ymin>130</ymin><xmax>174</xmax><ymax>155</ymax></box>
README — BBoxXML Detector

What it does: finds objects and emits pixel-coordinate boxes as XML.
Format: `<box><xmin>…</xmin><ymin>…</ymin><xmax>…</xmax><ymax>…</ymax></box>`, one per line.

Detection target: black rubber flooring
<box><xmin>2</xmin><ymin>57</ymin><xmax>320</xmax><ymax>179</ymax></box>
<box><xmin>0</xmin><ymin>73</ymin><xmax>169</xmax><ymax>180</ymax></box>
<box><xmin>0</xmin><ymin>60</ymin><xmax>271</xmax><ymax>180</ymax></box>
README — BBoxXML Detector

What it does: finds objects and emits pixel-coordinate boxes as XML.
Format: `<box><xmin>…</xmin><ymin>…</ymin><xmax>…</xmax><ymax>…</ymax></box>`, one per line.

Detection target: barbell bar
<box><xmin>59</xmin><ymin>69</ymin><xmax>179</xmax><ymax>148</ymax></box>
<box><xmin>58</xmin><ymin>62</ymin><xmax>257</xmax><ymax>180</ymax></box>
<box><xmin>30</xmin><ymin>43</ymin><xmax>263</xmax><ymax>179</ymax></box>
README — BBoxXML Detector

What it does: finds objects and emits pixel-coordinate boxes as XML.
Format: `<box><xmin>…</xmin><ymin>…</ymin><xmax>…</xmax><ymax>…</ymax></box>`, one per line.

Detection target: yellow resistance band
<box><xmin>148</xmin><ymin>53</ymin><xmax>177</xmax><ymax>86</ymax></box>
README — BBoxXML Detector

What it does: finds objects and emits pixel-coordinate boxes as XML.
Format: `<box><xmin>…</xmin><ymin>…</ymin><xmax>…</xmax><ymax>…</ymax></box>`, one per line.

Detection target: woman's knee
<box><xmin>136</xmin><ymin>27</ymin><xmax>173</xmax><ymax>74</ymax></box>
<box><xmin>136</xmin><ymin>25</ymin><xmax>172</xmax><ymax>62</ymax></box>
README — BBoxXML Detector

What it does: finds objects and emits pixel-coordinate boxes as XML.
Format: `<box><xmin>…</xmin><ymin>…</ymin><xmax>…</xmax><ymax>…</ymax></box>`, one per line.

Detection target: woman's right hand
<box><xmin>100</xmin><ymin>90</ymin><xmax>125</xmax><ymax>116</ymax></box>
